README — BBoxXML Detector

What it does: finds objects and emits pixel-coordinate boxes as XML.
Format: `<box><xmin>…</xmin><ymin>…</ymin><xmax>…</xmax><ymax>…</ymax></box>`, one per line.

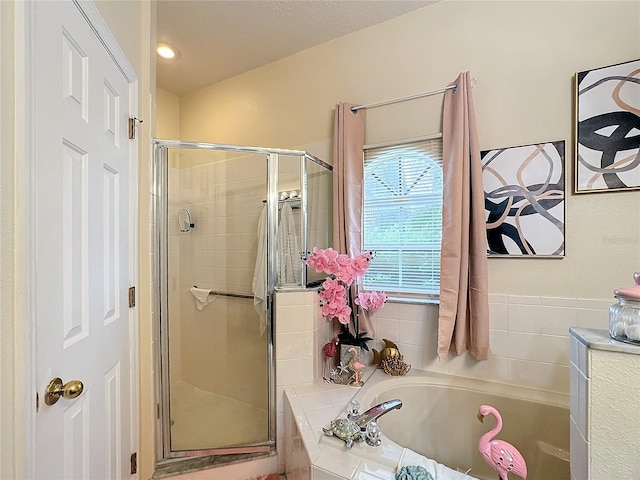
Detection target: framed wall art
<box><xmin>482</xmin><ymin>141</ymin><xmax>565</xmax><ymax>257</ymax></box>
<box><xmin>575</xmin><ymin>58</ymin><xmax>640</xmax><ymax>193</ymax></box>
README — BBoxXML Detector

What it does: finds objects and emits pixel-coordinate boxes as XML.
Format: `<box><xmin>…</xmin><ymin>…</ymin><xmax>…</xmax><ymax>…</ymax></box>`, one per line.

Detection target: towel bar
<box><xmin>192</xmin><ymin>286</ymin><xmax>253</xmax><ymax>300</ymax></box>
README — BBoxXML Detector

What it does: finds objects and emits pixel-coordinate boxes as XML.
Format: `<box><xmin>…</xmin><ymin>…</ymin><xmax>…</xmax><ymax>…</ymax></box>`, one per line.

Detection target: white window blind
<box><xmin>363</xmin><ymin>137</ymin><xmax>443</xmax><ymax>297</ymax></box>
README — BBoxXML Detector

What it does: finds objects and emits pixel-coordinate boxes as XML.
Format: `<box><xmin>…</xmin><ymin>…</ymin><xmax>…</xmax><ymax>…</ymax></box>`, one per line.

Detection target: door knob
<box><xmin>44</xmin><ymin>377</ymin><xmax>84</xmax><ymax>406</ymax></box>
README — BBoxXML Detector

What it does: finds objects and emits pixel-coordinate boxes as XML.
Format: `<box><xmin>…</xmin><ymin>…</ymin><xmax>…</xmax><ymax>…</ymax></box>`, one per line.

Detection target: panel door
<box><xmin>33</xmin><ymin>1</ymin><xmax>134</xmax><ymax>478</ymax></box>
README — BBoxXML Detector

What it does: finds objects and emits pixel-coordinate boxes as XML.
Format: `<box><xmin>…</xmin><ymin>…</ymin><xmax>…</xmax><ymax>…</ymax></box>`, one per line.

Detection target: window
<box><xmin>362</xmin><ymin>137</ymin><xmax>443</xmax><ymax>298</ymax></box>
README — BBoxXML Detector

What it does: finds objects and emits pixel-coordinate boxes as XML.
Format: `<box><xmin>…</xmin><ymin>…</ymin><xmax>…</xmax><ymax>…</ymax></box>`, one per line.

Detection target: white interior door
<box><xmin>33</xmin><ymin>1</ymin><xmax>136</xmax><ymax>478</ymax></box>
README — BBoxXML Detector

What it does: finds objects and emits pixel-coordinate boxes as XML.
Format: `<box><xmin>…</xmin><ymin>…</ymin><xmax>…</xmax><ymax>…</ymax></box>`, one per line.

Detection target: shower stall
<box><xmin>152</xmin><ymin>140</ymin><xmax>332</xmax><ymax>471</ymax></box>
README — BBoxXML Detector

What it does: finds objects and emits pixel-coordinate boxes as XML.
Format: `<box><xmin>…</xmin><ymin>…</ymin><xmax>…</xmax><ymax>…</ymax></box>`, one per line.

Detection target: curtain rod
<box><xmin>350</xmin><ymin>84</ymin><xmax>457</xmax><ymax>113</ymax></box>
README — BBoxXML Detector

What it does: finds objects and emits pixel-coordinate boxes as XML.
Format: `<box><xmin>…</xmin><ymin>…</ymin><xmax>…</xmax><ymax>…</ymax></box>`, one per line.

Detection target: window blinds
<box><xmin>363</xmin><ymin>138</ymin><xmax>443</xmax><ymax>296</ymax></box>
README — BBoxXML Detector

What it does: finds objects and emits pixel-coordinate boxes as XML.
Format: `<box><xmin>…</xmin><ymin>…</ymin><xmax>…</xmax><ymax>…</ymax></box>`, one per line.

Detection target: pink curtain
<box><xmin>437</xmin><ymin>72</ymin><xmax>490</xmax><ymax>361</ymax></box>
<box><xmin>332</xmin><ymin>103</ymin><xmax>374</xmax><ymax>337</ymax></box>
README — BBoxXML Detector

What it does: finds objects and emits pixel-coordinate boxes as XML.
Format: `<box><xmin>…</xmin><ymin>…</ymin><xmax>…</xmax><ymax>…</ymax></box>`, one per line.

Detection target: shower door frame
<box><xmin>152</xmin><ymin>140</ymin><xmax>316</xmax><ymax>464</ymax></box>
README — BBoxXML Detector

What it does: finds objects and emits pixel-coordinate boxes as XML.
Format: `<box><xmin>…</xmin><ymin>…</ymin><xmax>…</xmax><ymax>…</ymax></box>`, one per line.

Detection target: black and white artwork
<box><xmin>576</xmin><ymin>59</ymin><xmax>640</xmax><ymax>193</ymax></box>
<box><xmin>482</xmin><ymin>141</ymin><xmax>565</xmax><ymax>257</ymax></box>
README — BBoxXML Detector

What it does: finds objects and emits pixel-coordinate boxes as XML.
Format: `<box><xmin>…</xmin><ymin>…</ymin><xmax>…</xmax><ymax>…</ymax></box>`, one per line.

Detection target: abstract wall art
<box><xmin>575</xmin><ymin>59</ymin><xmax>640</xmax><ymax>193</ymax></box>
<box><xmin>482</xmin><ymin>141</ymin><xmax>565</xmax><ymax>257</ymax></box>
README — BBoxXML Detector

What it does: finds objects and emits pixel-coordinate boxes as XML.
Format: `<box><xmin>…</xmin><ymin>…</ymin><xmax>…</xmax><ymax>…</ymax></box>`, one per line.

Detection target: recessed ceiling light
<box><xmin>157</xmin><ymin>43</ymin><xmax>178</xmax><ymax>60</ymax></box>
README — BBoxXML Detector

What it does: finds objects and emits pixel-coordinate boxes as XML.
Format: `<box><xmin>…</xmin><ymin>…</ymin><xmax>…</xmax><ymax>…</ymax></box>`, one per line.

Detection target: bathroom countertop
<box><xmin>570</xmin><ymin>327</ymin><xmax>640</xmax><ymax>355</ymax></box>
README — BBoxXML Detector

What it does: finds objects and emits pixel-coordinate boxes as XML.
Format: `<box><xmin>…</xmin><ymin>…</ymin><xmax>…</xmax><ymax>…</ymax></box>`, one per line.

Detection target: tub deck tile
<box><xmin>314</xmin><ymin>453</ymin><xmax>357</xmax><ymax>478</ymax></box>
<box><xmin>353</xmin><ymin>459</ymin><xmax>397</xmax><ymax>480</ymax></box>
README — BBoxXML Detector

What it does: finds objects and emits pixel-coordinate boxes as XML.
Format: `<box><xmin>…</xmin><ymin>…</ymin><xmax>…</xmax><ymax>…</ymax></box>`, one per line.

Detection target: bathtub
<box><xmin>285</xmin><ymin>368</ymin><xmax>570</xmax><ymax>480</ymax></box>
<box><xmin>352</xmin><ymin>369</ymin><xmax>570</xmax><ymax>480</ymax></box>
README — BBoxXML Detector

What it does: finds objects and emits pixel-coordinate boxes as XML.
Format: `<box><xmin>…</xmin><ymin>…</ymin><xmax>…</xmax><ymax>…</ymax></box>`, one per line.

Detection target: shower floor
<box><xmin>170</xmin><ymin>381</ymin><xmax>268</xmax><ymax>451</ymax></box>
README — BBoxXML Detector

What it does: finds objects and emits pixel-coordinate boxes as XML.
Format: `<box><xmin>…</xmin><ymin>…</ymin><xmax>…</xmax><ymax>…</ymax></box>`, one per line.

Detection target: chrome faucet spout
<box><xmin>354</xmin><ymin>399</ymin><xmax>402</xmax><ymax>428</ymax></box>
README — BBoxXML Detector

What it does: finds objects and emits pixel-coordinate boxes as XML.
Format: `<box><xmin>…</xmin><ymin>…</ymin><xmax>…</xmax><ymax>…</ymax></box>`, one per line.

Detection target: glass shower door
<box><xmin>158</xmin><ymin>144</ymin><xmax>271</xmax><ymax>456</ymax></box>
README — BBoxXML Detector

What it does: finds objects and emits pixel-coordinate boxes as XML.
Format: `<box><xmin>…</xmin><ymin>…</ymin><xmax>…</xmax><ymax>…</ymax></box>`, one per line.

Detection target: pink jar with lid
<box><xmin>610</xmin><ymin>272</ymin><xmax>640</xmax><ymax>343</ymax></box>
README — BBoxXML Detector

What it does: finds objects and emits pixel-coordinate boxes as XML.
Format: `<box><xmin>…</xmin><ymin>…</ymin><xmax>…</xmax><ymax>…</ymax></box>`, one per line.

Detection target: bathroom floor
<box><xmin>170</xmin><ymin>381</ymin><xmax>268</xmax><ymax>451</ymax></box>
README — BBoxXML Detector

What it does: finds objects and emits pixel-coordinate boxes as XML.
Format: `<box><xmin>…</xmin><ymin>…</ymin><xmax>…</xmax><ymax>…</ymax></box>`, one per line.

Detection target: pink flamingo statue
<box><xmin>348</xmin><ymin>347</ymin><xmax>365</xmax><ymax>387</ymax></box>
<box><xmin>477</xmin><ymin>404</ymin><xmax>527</xmax><ymax>480</ymax></box>
<box><xmin>322</xmin><ymin>338</ymin><xmax>338</xmax><ymax>382</ymax></box>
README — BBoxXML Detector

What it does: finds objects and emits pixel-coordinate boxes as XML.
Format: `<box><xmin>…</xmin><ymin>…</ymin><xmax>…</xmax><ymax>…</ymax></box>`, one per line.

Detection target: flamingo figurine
<box><xmin>477</xmin><ymin>404</ymin><xmax>527</xmax><ymax>480</ymax></box>
<box><xmin>348</xmin><ymin>347</ymin><xmax>365</xmax><ymax>387</ymax></box>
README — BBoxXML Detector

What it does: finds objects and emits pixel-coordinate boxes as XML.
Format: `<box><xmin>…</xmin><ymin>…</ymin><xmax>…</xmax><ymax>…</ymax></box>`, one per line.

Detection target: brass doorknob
<box><xmin>44</xmin><ymin>377</ymin><xmax>84</xmax><ymax>406</ymax></box>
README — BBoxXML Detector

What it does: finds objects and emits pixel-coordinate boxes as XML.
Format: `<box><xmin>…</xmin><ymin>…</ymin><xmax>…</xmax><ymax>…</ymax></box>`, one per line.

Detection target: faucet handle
<box><xmin>346</xmin><ymin>400</ymin><xmax>360</xmax><ymax>419</ymax></box>
<box><xmin>365</xmin><ymin>421</ymin><xmax>382</xmax><ymax>447</ymax></box>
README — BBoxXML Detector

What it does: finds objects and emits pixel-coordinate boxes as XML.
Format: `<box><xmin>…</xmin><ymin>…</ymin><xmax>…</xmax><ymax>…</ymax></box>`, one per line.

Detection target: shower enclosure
<box><xmin>153</xmin><ymin>140</ymin><xmax>332</xmax><ymax>471</ymax></box>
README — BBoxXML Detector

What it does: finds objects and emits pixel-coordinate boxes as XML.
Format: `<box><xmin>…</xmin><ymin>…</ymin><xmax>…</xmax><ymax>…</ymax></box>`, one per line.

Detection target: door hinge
<box><xmin>157</xmin><ymin>403</ymin><xmax>160</xmax><ymax>419</ymax></box>
<box><xmin>130</xmin><ymin>452</ymin><xmax>137</xmax><ymax>475</ymax></box>
<box><xmin>128</xmin><ymin>286</ymin><xmax>136</xmax><ymax>308</ymax></box>
<box><xmin>128</xmin><ymin>117</ymin><xmax>143</xmax><ymax>140</ymax></box>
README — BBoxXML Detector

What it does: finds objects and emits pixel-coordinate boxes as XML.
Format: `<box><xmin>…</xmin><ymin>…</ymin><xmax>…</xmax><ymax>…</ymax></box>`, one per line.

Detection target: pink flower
<box><xmin>306</xmin><ymin>247</ymin><xmax>344</xmax><ymax>275</ymax></box>
<box><xmin>335</xmin><ymin>253</ymin><xmax>352</xmax><ymax>269</ymax></box>
<box><xmin>319</xmin><ymin>278</ymin><xmax>345</xmax><ymax>303</ymax></box>
<box><xmin>335</xmin><ymin>303</ymin><xmax>352</xmax><ymax>324</ymax></box>
<box><xmin>355</xmin><ymin>290</ymin><xmax>387</xmax><ymax>316</ymax></box>
<box><xmin>321</xmin><ymin>301</ymin><xmax>351</xmax><ymax>324</ymax></box>
<box><xmin>351</xmin><ymin>252</ymin><xmax>372</xmax><ymax>277</ymax></box>
<box><xmin>335</xmin><ymin>266</ymin><xmax>357</xmax><ymax>286</ymax></box>
<box><xmin>307</xmin><ymin>248</ymin><xmax>385</xmax><ymax>327</ymax></box>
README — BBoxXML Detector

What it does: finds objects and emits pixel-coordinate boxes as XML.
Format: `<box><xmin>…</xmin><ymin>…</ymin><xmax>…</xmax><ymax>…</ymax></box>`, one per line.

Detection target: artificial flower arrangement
<box><xmin>305</xmin><ymin>247</ymin><xmax>387</xmax><ymax>351</ymax></box>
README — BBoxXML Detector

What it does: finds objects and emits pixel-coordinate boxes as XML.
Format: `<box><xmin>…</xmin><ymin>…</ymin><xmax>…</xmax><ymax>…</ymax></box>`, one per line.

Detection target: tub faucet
<box><xmin>353</xmin><ymin>399</ymin><xmax>402</xmax><ymax>429</ymax></box>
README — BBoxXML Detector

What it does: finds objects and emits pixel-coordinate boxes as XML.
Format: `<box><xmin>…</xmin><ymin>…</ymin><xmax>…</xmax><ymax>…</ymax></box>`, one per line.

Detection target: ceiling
<box><xmin>156</xmin><ymin>0</ymin><xmax>436</xmax><ymax>96</ymax></box>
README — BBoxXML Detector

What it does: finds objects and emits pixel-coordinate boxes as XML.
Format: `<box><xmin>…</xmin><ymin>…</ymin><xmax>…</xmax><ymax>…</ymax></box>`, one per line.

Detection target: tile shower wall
<box><xmin>164</xmin><ymin>152</ymin><xmax>316</xmax><ymax>477</ymax></box>
<box><xmin>274</xmin><ymin>290</ymin><xmax>328</xmax><ymax>474</ymax></box>
<box><xmin>274</xmin><ymin>292</ymin><xmax>611</xmax><ymax>397</ymax></box>
<box><xmin>366</xmin><ymin>294</ymin><xmax>611</xmax><ymax>394</ymax></box>
<box><xmin>172</xmin><ymin>151</ymin><xmax>268</xmax><ymax>408</ymax></box>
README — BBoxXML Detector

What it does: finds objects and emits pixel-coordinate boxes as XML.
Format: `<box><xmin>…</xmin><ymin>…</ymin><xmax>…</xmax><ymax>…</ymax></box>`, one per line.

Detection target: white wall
<box><xmin>94</xmin><ymin>0</ymin><xmax>143</xmax><ymax>73</ymax></box>
<box><xmin>178</xmin><ymin>0</ymin><xmax>640</xmax><ymax>299</ymax></box>
<box><xmin>156</xmin><ymin>87</ymin><xmax>180</xmax><ymax>139</ymax></box>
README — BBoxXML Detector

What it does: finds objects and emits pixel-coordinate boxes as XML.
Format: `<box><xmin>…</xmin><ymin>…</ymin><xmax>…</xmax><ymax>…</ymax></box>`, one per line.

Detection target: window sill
<box><xmin>386</xmin><ymin>296</ymin><xmax>439</xmax><ymax>306</ymax></box>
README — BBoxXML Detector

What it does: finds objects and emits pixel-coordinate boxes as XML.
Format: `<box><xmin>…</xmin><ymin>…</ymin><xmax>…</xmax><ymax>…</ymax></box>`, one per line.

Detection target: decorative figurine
<box><xmin>372</xmin><ymin>339</ymin><xmax>411</xmax><ymax>376</ymax></box>
<box><xmin>381</xmin><ymin>354</ymin><xmax>411</xmax><ymax>376</ymax></box>
<box><xmin>330</xmin><ymin>360</ymin><xmax>352</xmax><ymax>385</ymax></box>
<box><xmin>322</xmin><ymin>417</ymin><xmax>364</xmax><ymax>449</ymax></box>
<box><xmin>395</xmin><ymin>465</ymin><xmax>434</xmax><ymax>480</ymax></box>
<box><xmin>477</xmin><ymin>404</ymin><xmax>527</xmax><ymax>480</ymax></box>
<box><xmin>322</xmin><ymin>337</ymin><xmax>338</xmax><ymax>382</ymax></box>
<box><xmin>372</xmin><ymin>339</ymin><xmax>401</xmax><ymax>366</ymax></box>
<box><xmin>348</xmin><ymin>347</ymin><xmax>365</xmax><ymax>387</ymax></box>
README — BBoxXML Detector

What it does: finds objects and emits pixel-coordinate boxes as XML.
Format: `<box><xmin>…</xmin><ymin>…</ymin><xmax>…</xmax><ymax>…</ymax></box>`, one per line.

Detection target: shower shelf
<box><xmin>261</xmin><ymin>198</ymin><xmax>301</xmax><ymax>210</ymax></box>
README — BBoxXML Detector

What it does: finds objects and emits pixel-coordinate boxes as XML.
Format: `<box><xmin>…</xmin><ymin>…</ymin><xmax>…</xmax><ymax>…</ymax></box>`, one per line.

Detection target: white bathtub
<box><xmin>285</xmin><ymin>368</ymin><xmax>570</xmax><ymax>480</ymax></box>
<box><xmin>351</xmin><ymin>369</ymin><xmax>570</xmax><ymax>480</ymax></box>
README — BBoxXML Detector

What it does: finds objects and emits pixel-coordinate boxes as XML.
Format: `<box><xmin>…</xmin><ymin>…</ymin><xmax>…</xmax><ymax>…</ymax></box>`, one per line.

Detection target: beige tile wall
<box><xmin>365</xmin><ymin>294</ymin><xmax>611</xmax><ymax>394</ymax></box>
<box><xmin>276</xmin><ymin>290</ymin><xmax>610</xmax><ymax>397</ymax></box>
<box><xmin>275</xmin><ymin>289</ymin><xmax>336</xmax><ymax>474</ymax></box>
<box><xmin>171</xmin><ymin>151</ymin><xmax>267</xmax><ymax>403</ymax></box>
